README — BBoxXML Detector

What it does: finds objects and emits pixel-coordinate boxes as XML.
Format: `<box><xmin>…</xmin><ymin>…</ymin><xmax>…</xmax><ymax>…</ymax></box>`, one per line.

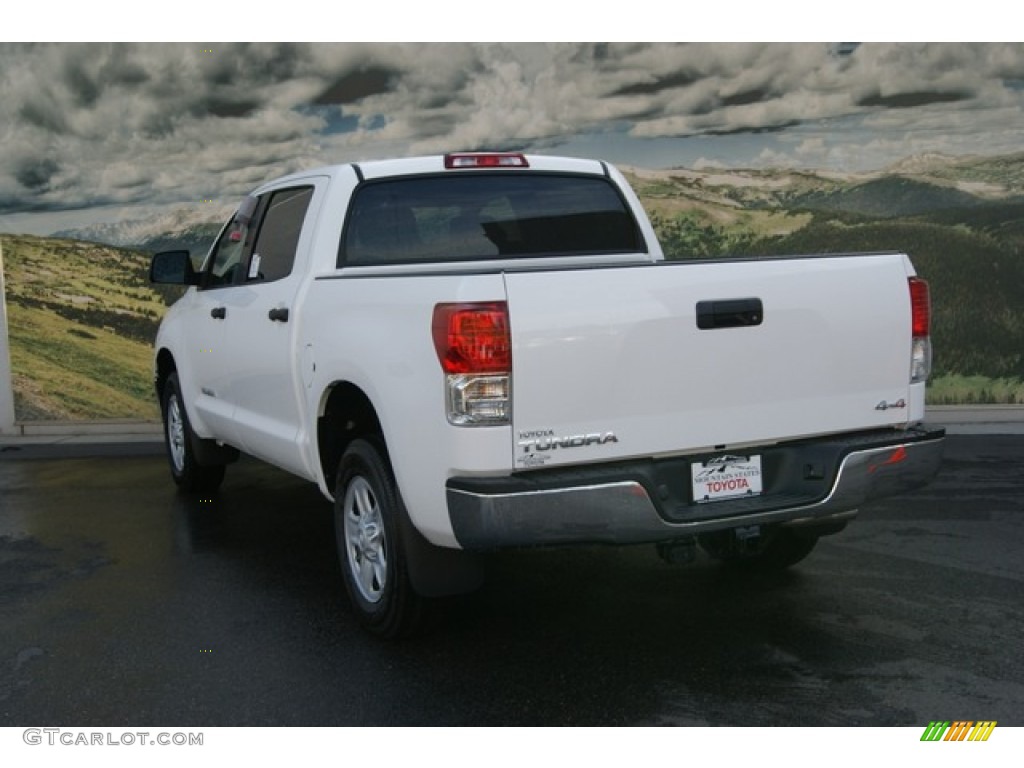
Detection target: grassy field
<box><xmin>926</xmin><ymin>374</ymin><xmax>1024</xmax><ymax>405</ymax></box>
<box><xmin>2</xmin><ymin>234</ymin><xmax>164</xmax><ymax>421</ymax></box>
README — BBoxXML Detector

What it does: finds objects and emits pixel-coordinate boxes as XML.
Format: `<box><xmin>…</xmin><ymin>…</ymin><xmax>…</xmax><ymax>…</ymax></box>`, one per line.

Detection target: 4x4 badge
<box><xmin>875</xmin><ymin>399</ymin><xmax>906</xmax><ymax>411</ymax></box>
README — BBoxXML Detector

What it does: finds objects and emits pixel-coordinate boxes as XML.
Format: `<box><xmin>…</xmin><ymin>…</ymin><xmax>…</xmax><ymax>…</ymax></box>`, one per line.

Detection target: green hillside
<box><xmin>793</xmin><ymin>176</ymin><xmax>988</xmax><ymax>218</ymax></box>
<box><xmin>1</xmin><ymin>234</ymin><xmax>170</xmax><ymax>420</ymax></box>
<box><xmin>915</xmin><ymin>202</ymin><xmax>1024</xmax><ymax>249</ymax></box>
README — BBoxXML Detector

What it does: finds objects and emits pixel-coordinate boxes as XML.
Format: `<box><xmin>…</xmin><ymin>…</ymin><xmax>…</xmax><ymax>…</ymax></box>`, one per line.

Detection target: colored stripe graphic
<box><xmin>921</xmin><ymin>721</ymin><xmax>950</xmax><ymax>741</ymax></box>
<box><xmin>945</xmin><ymin>721</ymin><xmax>972</xmax><ymax>741</ymax></box>
<box><xmin>920</xmin><ymin>720</ymin><xmax>996</xmax><ymax>742</ymax></box>
<box><xmin>969</xmin><ymin>722</ymin><xmax>997</xmax><ymax>741</ymax></box>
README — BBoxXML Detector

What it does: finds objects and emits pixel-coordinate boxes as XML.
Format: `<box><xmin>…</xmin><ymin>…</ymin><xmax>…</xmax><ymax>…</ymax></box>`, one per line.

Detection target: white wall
<box><xmin>0</xmin><ymin>239</ymin><xmax>17</xmax><ymax>433</ymax></box>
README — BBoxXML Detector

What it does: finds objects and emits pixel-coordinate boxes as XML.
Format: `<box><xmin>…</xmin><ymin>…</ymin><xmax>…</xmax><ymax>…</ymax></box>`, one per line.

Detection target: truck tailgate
<box><xmin>505</xmin><ymin>254</ymin><xmax>917</xmax><ymax>470</ymax></box>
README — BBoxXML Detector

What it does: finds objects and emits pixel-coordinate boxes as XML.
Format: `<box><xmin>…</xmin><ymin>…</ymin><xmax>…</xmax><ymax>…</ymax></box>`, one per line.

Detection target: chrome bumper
<box><xmin>447</xmin><ymin>428</ymin><xmax>945</xmax><ymax>550</ymax></box>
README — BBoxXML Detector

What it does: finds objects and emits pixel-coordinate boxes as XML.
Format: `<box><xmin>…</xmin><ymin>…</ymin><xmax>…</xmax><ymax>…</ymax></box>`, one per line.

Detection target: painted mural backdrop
<box><xmin>1</xmin><ymin>43</ymin><xmax>1022</xmax><ymax>420</ymax></box>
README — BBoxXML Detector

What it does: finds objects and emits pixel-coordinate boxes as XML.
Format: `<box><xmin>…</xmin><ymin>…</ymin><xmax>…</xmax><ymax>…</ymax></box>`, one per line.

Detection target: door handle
<box><xmin>696</xmin><ymin>298</ymin><xmax>763</xmax><ymax>330</ymax></box>
<box><xmin>268</xmin><ymin>307</ymin><xmax>290</xmax><ymax>323</ymax></box>
<box><xmin>210</xmin><ymin>307</ymin><xmax>226</xmax><ymax>319</ymax></box>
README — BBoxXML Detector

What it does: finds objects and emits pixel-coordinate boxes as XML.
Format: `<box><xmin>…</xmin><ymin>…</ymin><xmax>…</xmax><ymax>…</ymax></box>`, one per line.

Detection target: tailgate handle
<box><xmin>697</xmin><ymin>298</ymin><xmax>763</xmax><ymax>330</ymax></box>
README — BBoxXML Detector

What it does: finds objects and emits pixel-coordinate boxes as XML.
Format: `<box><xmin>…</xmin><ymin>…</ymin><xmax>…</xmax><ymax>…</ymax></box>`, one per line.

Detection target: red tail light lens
<box><xmin>909</xmin><ymin>277</ymin><xmax>932</xmax><ymax>384</ymax></box>
<box><xmin>433</xmin><ymin>302</ymin><xmax>511</xmax><ymax>374</ymax></box>
<box><xmin>909</xmin><ymin>277</ymin><xmax>930</xmax><ymax>338</ymax></box>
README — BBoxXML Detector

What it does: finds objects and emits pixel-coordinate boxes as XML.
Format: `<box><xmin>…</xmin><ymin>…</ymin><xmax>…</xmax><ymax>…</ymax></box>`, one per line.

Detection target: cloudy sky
<box><xmin>1</xmin><ymin>41</ymin><xmax>1022</xmax><ymax>235</ymax></box>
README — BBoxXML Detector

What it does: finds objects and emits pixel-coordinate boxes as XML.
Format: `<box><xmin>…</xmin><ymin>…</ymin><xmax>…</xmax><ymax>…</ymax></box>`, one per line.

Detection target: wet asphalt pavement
<box><xmin>1</xmin><ymin>435</ymin><xmax>1022</xmax><ymax>726</ymax></box>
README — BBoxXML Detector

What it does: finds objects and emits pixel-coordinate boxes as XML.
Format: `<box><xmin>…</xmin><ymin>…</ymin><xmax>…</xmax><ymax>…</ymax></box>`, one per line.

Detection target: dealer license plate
<box><xmin>691</xmin><ymin>454</ymin><xmax>763</xmax><ymax>503</ymax></box>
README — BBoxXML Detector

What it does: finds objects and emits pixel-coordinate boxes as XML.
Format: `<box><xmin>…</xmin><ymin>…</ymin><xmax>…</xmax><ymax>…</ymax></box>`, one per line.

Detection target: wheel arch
<box><xmin>158</xmin><ymin>352</ymin><xmax>238</xmax><ymax>469</ymax></box>
<box><xmin>317</xmin><ymin>381</ymin><xmax>384</xmax><ymax>495</ymax></box>
<box><xmin>155</xmin><ymin>348</ymin><xmax>177</xmax><ymax>402</ymax></box>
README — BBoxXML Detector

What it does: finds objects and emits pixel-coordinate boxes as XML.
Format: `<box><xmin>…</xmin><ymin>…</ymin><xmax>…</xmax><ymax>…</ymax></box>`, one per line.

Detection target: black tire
<box><xmin>334</xmin><ymin>438</ymin><xmax>427</xmax><ymax>638</ymax></box>
<box><xmin>161</xmin><ymin>372</ymin><xmax>226</xmax><ymax>494</ymax></box>
<box><xmin>699</xmin><ymin>526</ymin><xmax>818</xmax><ymax>571</ymax></box>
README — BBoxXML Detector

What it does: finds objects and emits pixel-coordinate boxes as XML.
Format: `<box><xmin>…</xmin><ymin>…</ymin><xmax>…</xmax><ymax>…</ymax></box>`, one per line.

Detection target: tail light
<box><xmin>909</xmin><ymin>277</ymin><xmax>931</xmax><ymax>383</ymax></box>
<box><xmin>432</xmin><ymin>302</ymin><xmax>511</xmax><ymax>425</ymax></box>
<box><xmin>444</xmin><ymin>152</ymin><xmax>529</xmax><ymax>169</ymax></box>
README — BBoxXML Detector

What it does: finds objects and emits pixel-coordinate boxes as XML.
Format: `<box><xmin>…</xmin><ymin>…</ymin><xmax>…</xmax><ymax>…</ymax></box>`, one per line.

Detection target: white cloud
<box><xmin>0</xmin><ymin>41</ymin><xmax>1021</xmax><ymax>226</ymax></box>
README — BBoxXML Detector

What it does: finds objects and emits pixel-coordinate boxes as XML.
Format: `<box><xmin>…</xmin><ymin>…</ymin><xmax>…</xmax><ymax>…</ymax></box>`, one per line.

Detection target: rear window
<box><xmin>339</xmin><ymin>173</ymin><xmax>645</xmax><ymax>266</ymax></box>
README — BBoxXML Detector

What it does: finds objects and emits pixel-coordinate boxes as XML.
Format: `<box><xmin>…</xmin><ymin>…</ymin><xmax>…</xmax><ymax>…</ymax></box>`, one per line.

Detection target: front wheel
<box><xmin>161</xmin><ymin>372</ymin><xmax>225</xmax><ymax>494</ymax></box>
<box><xmin>334</xmin><ymin>438</ymin><xmax>426</xmax><ymax>638</ymax></box>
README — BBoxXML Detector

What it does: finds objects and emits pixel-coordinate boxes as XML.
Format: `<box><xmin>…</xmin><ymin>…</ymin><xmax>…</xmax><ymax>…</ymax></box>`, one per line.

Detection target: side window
<box><xmin>203</xmin><ymin>196</ymin><xmax>263</xmax><ymax>289</ymax></box>
<box><xmin>246</xmin><ymin>187</ymin><xmax>314</xmax><ymax>283</ymax></box>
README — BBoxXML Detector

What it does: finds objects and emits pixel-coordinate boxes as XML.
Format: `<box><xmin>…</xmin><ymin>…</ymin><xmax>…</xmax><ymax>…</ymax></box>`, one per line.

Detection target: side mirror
<box><xmin>150</xmin><ymin>250</ymin><xmax>199</xmax><ymax>285</ymax></box>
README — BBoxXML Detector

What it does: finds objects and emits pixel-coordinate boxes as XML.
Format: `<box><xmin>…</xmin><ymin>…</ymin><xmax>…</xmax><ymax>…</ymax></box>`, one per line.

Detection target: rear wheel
<box><xmin>334</xmin><ymin>438</ymin><xmax>426</xmax><ymax>638</ymax></box>
<box><xmin>161</xmin><ymin>372</ymin><xmax>225</xmax><ymax>494</ymax></box>
<box><xmin>699</xmin><ymin>526</ymin><xmax>818</xmax><ymax>571</ymax></box>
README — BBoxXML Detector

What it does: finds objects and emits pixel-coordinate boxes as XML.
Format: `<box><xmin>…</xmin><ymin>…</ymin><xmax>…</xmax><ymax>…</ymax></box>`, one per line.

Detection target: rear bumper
<box><xmin>447</xmin><ymin>426</ymin><xmax>945</xmax><ymax>550</ymax></box>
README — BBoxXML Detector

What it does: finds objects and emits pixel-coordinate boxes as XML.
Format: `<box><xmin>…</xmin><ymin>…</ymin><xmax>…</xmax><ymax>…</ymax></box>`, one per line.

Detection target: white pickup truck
<box><xmin>150</xmin><ymin>152</ymin><xmax>945</xmax><ymax>637</ymax></box>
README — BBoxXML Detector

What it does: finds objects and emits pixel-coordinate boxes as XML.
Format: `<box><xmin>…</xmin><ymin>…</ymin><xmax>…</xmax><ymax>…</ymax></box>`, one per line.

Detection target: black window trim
<box><xmin>199</xmin><ymin>195</ymin><xmax>270</xmax><ymax>291</ymax></box>
<box><xmin>240</xmin><ymin>184</ymin><xmax>315</xmax><ymax>285</ymax></box>
<box><xmin>200</xmin><ymin>184</ymin><xmax>314</xmax><ymax>290</ymax></box>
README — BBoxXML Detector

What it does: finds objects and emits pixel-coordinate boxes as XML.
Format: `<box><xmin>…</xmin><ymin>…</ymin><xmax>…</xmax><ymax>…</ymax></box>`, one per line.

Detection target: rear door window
<box><xmin>340</xmin><ymin>173</ymin><xmax>645</xmax><ymax>266</ymax></box>
<box><xmin>246</xmin><ymin>186</ymin><xmax>314</xmax><ymax>283</ymax></box>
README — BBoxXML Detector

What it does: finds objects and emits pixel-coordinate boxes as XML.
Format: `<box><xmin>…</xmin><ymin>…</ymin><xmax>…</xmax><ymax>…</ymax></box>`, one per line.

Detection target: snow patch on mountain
<box><xmin>55</xmin><ymin>203</ymin><xmax>234</xmax><ymax>248</ymax></box>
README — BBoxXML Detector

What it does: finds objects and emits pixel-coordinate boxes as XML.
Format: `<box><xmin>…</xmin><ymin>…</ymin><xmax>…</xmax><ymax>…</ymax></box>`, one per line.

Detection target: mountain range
<box><xmin>51</xmin><ymin>152</ymin><xmax>1024</xmax><ymax>254</ymax></box>
<box><xmin>54</xmin><ymin>203</ymin><xmax>232</xmax><ymax>258</ymax></box>
<box><xmin>625</xmin><ymin>150</ymin><xmax>1024</xmax><ymax>225</ymax></box>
